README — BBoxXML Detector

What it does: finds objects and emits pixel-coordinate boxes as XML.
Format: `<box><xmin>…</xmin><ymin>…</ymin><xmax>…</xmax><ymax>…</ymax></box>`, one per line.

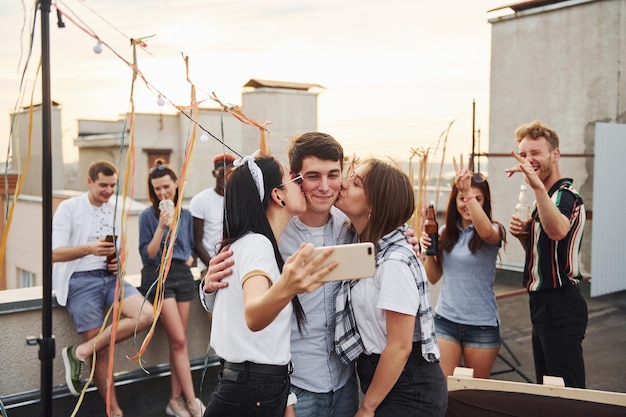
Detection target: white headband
<box><xmin>233</xmin><ymin>149</ymin><xmax>264</xmax><ymax>202</ymax></box>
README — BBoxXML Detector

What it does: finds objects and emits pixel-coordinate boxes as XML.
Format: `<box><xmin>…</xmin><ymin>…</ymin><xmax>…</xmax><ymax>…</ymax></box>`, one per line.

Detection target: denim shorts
<box><xmin>434</xmin><ymin>314</ymin><xmax>501</xmax><ymax>349</ymax></box>
<box><xmin>66</xmin><ymin>269</ymin><xmax>141</xmax><ymax>333</ymax></box>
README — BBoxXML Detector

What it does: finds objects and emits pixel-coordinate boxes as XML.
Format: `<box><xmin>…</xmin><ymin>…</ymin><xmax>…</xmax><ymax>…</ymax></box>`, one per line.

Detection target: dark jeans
<box><xmin>204</xmin><ymin>363</ymin><xmax>290</xmax><ymax>417</ymax></box>
<box><xmin>529</xmin><ymin>285</ymin><xmax>588</xmax><ymax>388</ymax></box>
<box><xmin>356</xmin><ymin>347</ymin><xmax>447</xmax><ymax>417</ymax></box>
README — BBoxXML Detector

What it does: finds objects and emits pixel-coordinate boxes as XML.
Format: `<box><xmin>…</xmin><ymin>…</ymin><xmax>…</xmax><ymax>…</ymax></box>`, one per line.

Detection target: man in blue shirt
<box><xmin>278</xmin><ymin>133</ymin><xmax>358</xmax><ymax>417</ymax></box>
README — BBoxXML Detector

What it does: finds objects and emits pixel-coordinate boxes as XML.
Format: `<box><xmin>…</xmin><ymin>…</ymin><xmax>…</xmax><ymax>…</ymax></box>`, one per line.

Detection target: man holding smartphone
<box><xmin>53</xmin><ymin>160</ymin><xmax>154</xmax><ymax>417</ymax></box>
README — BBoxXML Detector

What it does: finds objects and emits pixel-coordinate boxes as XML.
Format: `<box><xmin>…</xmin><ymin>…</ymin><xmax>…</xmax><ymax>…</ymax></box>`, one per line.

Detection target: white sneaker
<box><xmin>166</xmin><ymin>397</ymin><xmax>191</xmax><ymax>417</ymax></box>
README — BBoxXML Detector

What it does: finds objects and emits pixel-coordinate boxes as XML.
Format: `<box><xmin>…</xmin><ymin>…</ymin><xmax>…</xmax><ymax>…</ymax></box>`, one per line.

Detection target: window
<box><xmin>17</xmin><ymin>268</ymin><xmax>35</xmax><ymax>288</ymax></box>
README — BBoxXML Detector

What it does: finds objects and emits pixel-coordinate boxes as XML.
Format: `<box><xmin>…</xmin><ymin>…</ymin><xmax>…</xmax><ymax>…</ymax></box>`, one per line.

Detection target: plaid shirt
<box><xmin>334</xmin><ymin>226</ymin><xmax>440</xmax><ymax>364</ymax></box>
<box><xmin>334</xmin><ymin>279</ymin><xmax>365</xmax><ymax>364</ymax></box>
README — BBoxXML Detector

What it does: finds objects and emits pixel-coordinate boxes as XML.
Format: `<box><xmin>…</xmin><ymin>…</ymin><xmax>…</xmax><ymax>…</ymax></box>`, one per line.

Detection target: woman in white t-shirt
<box><xmin>334</xmin><ymin>159</ymin><xmax>447</xmax><ymax>417</ymax></box>
<box><xmin>204</xmin><ymin>152</ymin><xmax>336</xmax><ymax>417</ymax></box>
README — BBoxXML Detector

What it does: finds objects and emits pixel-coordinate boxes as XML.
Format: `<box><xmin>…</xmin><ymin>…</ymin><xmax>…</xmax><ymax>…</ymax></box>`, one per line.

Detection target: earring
<box><xmin>280</xmin><ymin>200</ymin><xmax>286</xmax><ymax>207</ymax></box>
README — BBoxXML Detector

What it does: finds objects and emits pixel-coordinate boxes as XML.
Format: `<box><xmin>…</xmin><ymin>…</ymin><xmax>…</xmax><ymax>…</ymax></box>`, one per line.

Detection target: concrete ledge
<box><xmin>0</xmin><ymin>274</ymin><xmax>211</xmax><ymax>398</ymax></box>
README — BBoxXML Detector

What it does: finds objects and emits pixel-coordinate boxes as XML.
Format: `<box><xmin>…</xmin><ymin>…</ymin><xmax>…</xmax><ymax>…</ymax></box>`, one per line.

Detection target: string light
<box><xmin>200</xmin><ymin>133</ymin><xmax>209</xmax><ymax>142</ymax></box>
<box><xmin>93</xmin><ymin>40</ymin><xmax>102</xmax><ymax>54</ymax></box>
<box><xmin>157</xmin><ymin>94</ymin><xmax>165</xmax><ymax>106</ymax></box>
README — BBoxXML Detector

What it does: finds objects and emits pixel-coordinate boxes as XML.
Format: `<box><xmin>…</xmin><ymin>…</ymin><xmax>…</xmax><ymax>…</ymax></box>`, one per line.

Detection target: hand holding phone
<box><xmin>105</xmin><ymin>234</ymin><xmax>118</xmax><ymax>262</ymax></box>
<box><xmin>307</xmin><ymin>242</ymin><xmax>376</xmax><ymax>282</ymax></box>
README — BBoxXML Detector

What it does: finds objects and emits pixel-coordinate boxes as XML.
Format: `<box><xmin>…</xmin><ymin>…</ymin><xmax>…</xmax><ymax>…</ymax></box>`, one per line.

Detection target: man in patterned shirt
<box><xmin>506</xmin><ymin>120</ymin><xmax>587</xmax><ymax>388</ymax></box>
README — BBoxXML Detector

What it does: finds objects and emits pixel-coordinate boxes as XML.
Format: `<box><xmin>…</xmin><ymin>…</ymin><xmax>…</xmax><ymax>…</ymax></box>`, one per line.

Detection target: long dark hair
<box><xmin>221</xmin><ymin>155</ymin><xmax>306</xmax><ymax>330</ymax></box>
<box><xmin>440</xmin><ymin>174</ymin><xmax>505</xmax><ymax>254</ymax></box>
<box><xmin>147</xmin><ymin>159</ymin><xmax>180</xmax><ymax>217</ymax></box>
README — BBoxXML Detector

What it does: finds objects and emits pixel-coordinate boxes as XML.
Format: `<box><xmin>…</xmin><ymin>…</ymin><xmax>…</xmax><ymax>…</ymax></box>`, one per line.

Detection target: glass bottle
<box><xmin>515</xmin><ymin>184</ymin><xmax>531</xmax><ymax>236</ymax></box>
<box><xmin>424</xmin><ymin>202</ymin><xmax>439</xmax><ymax>256</ymax></box>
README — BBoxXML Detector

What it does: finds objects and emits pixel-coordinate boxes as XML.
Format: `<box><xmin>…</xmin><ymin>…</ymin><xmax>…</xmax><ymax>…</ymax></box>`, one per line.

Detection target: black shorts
<box><xmin>140</xmin><ymin>260</ymin><xmax>196</xmax><ymax>302</ymax></box>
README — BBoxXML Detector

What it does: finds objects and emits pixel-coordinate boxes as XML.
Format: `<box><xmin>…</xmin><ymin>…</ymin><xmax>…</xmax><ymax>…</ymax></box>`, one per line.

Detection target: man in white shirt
<box><xmin>53</xmin><ymin>160</ymin><xmax>154</xmax><ymax>417</ymax></box>
<box><xmin>190</xmin><ymin>153</ymin><xmax>236</xmax><ymax>275</ymax></box>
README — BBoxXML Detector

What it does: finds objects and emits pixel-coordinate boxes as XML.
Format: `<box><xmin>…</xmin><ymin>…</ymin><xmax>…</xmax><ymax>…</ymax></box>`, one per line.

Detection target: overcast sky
<box><xmin>0</xmin><ymin>0</ymin><xmax>510</xmax><ymax>164</ymax></box>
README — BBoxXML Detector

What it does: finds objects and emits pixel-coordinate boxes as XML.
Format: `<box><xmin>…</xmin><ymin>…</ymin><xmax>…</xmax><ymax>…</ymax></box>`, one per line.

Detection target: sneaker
<box><xmin>186</xmin><ymin>397</ymin><xmax>206</xmax><ymax>417</ymax></box>
<box><xmin>61</xmin><ymin>345</ymin><xmax>84</xmax><ymax>396</ymax></box>
<box><xmin>166</xmin><ymin>397</ymin><xmax>191</xmax><ymax>417</ymax></box>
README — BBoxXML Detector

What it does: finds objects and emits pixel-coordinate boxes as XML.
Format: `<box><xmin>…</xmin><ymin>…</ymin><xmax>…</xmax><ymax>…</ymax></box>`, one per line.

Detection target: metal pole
<box><xmin>39</xmin><ymin>1</ymin><xmax>55</xmax><ymax>416</ymax></box>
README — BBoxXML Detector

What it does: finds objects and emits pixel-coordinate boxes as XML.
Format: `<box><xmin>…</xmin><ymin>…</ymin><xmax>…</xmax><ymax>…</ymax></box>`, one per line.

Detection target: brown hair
<box><xmin>359</xmin><ymin>159</ymin><xmax>415</xmax><ymax>244</ymax></box>
<box><xmin>514</xmin><ymin>120</ymin><xmax>560</xmax><ymax>150</ymax></box>
<box><xmin>440</xmin><ymin>174</ymin><xmax>506</xmax><ymax>254</ymax></box>
<box><xmin>88</xmin><ymin>160</ymin><xmax>117</xmax><ymax>181</ymax></box>
<box><xmin>287</xmin><ymin>132</ymin><xmax>344</xmax><ymax>174</ymax></box>
<box><xmin>147</xmin><ymin>159</ymin><xmax>179</xmax><ymax>214</ymax></box>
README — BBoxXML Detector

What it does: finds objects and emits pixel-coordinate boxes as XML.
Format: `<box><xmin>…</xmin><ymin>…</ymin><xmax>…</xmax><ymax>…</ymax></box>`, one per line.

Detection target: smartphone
<box><xmin>105</xmin><ymin>234</ymin><xmax>118</xmax><ymax>262</ymax></box>
<box><xmin>306</xmin><ymin>242</ymin><xmax>376</xmax><ymax>282</ymax></box>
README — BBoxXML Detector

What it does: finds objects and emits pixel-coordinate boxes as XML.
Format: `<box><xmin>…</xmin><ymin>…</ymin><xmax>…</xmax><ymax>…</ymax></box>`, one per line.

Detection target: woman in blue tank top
<box><xmin>420</xmin><ymin>157</ymin><xmax>506</xmax><ymax>379</ymax></box>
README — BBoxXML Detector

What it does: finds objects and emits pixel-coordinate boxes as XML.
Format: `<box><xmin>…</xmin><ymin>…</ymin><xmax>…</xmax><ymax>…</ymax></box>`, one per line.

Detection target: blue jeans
<box><xmin>204</xmin><ymin>364</ymin><xmax>289</xmax><ymax>417</ymax></box>
<box><xmin>291</xmin><ymin>373</ymin><xmax>358</xmax><ymax>417</ymax></box>
<box><xmin>357</xmin><ymin>348</ymin><xmax>447</xmax><ymax>417</ymax></box>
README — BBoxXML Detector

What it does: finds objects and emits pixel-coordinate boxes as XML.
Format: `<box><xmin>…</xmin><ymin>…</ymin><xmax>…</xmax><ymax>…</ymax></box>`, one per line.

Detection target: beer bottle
<box><xmin>424</xmin><ymin>202</ymin><xmax>439</xmax><ymax>256</ymax></box>
<box><xmin>515</xmin><ymin>184</ymin><xmax>531</xmax><ymax>236</ymax></box>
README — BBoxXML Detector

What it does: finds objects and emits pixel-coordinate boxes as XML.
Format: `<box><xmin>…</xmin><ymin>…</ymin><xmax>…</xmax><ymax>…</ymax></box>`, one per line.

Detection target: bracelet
<box><xmin>462</xmin><ymin>194</ymin><xmax>476</xmax><ymax>202</ymax></box>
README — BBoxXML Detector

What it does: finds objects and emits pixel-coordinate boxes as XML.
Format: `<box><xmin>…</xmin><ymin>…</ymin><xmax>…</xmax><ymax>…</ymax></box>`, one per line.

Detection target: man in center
<box><xmin>279</xmin><ymin>132</ymin><xmax>358</xmax><ymax>416</ymax></box>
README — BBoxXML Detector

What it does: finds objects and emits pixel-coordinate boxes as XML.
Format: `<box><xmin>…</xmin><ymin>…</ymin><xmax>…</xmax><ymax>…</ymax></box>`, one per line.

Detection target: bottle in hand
<box><xmin>515</xmin><ymin>184</ymin><xmax>531</xmax><ymax>236</ymax></box>
<box><xmin>424</xmin><ymin>202</ymin><xmax>439</xmax><ymax>256</ymax></box>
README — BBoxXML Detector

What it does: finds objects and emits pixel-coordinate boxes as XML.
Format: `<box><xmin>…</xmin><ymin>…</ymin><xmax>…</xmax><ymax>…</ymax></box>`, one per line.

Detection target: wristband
<box><xmin>462</xmin><ymin>194</ymin><xmax>476</xmax><ymax>202</ymax></box>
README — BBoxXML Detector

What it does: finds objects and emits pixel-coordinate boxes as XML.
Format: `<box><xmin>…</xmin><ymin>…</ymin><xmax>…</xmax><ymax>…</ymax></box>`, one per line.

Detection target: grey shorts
<box><xmin>66</xmin><ymin>269</ymin><xmax>141</xmax><ymax>333</ymax></box>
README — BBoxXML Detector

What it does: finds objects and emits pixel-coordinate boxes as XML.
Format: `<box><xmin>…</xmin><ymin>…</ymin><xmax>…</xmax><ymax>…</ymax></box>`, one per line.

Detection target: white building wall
<box><xmin>242</xmin><ymin>88</ymin><xmax>320</xmax><ymax>162</ymax></box>
<box><xmin>488</xmin><ymin>0</ymin><xmax>626</xmax><ymax>283</ymax></box>
<box><xmin>182</xmin><ymin>108</ymin><xmax>244</xmax><ymax>198</ymax></box>
<box><xmin>10</xmin><ymin>103</ymin><xmax>65</xmax><ymax>196</ymax></box>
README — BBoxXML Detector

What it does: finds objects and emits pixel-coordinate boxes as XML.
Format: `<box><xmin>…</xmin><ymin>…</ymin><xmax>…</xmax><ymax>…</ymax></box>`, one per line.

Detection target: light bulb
<box><xmin>93</xmin><ymin>41</ymin><xmax>103</xmax><ymax>54</ymax></box>
<box><xmin>157</xmin><ymin>95</ymin><xmax>165</xmax><ymax>106</ymax></box>
<box><xmin>200</xmin><ymin>133</ymin><xmax>209</xmax><ymax>142</ymax></box>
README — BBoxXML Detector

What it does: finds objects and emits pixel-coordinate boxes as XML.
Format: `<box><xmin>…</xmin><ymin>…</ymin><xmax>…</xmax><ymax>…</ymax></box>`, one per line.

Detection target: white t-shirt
<box><xmin>210</xmin><ymin>233</ymin><xmax>293</xmax><ymax>365</ymax></box>
<box><xmin>189</xmin><ymin>188</ymin><xmax>224</xmax><ymax>269</ymax></box>
<box><xmin>351</xmin><ymin>259</ymin><xmax>420</xmax><ymax>354</ymax></box>
<box><xmin>75</xmin><ymin>203</ymin><xmax>116</xmax><ymax>272</ymax></box>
